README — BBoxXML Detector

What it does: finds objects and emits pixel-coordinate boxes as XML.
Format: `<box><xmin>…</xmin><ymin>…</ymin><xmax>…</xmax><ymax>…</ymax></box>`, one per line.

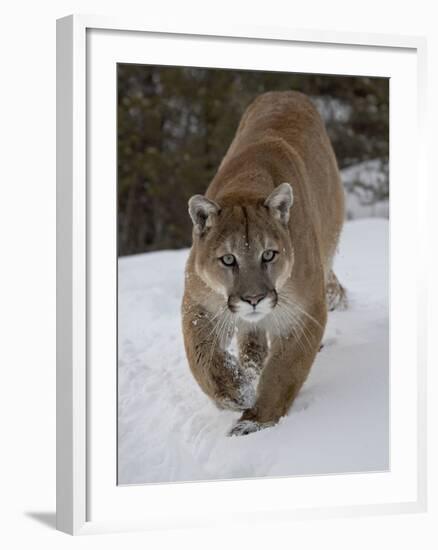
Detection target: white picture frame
<box><xmin>56</xmin><ymin>14</ymin><xmax>428</xmax><ymax>535</ymax></box>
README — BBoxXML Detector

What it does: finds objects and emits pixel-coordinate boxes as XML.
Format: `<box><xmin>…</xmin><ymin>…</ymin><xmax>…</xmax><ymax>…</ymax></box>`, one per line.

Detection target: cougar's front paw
<box><xmin>228</xmin><ymin>418</ymin><xmax>274</xmax><ymax>437</ymax></box>
<box><xmin>216</xmin><ymin>378</ymin><xmax>257</xmax><ymax>412</ymax></box>
<box><xmin>216</xmin><ymin>390</ymin><xmax>255</xmax><ymax>412</ymax></box>
<box><xmin>216</xmin><ymin>396</ymin><xmax>247</xmax><ymax>412</ymax></box>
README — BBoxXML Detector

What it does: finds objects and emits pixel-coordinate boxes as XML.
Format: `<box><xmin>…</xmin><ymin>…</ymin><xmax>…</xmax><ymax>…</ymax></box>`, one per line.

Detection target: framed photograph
<box><xmin>56</xmin><ymin>14</ymin><xmax>427</xmax><ymax>535</ymax></box>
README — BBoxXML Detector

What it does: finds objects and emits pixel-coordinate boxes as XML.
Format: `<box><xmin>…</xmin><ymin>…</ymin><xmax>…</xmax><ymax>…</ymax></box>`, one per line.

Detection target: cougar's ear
<box><xmin>188</xmin><ymin>195</ymin><xmax>220</xmax><ymax>235</ymax></box>
<box><xmin>264</xmin><ymin>182</ymin><xmax>293</xmax><ymax>225</ymax></box>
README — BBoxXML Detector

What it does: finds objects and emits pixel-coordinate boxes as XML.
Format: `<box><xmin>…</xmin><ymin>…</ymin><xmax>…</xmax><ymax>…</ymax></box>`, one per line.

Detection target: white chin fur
<box><xmin>236</xmin><ymin>299</ymin><xmax>273</xmax><ymax>323</ymax></box>
<box><xmin>240</xmin><ymin>311</ymin><xmax>267</xmax><ymax>323</ymax></box>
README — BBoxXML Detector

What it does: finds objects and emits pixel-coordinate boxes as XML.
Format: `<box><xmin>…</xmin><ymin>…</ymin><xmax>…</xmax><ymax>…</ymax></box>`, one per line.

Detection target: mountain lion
<box><xmin>182</xmin><ymin>91</ymin><xmax>346</xmax><ymax>436</ymax></box>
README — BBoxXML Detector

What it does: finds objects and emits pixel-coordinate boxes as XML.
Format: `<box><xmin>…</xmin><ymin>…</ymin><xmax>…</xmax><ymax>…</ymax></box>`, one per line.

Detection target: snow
<box><xmin>341</xmin><ymin>159</ymin><xmax>389</xmax><ymax>220</ymax></box>
<box><xmin>118</xmin><ymin>219</ymin><xmax>389</xmax><ymax>485</ymax></box>
<box><xmin>311</xmin><ymin>95</ymin><xmax>352</xmax><ymax>124</ymax></box>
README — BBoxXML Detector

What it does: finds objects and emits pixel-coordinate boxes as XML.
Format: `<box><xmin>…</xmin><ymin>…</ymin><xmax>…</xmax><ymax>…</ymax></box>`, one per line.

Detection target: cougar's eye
<box><xmin>262</xmin><ymin>249</ymin><xmax>277</xmax><ymax>262</ymax></box>
<box><xmin>221</xmin><ymin>254</ymin><xmax>236</xmax><ymax>267</ymax></box>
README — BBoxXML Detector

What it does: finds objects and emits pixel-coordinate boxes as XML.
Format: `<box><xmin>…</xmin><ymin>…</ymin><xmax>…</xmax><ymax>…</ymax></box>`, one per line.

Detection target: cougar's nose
<box><xmin>241</xmin><ymin>293</ymin><xmax>266</xmax><ymax>307</ymax></box>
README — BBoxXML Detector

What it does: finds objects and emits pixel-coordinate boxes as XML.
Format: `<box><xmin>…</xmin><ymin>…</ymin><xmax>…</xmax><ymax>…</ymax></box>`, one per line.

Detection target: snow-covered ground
<box><xmin>341</xmin><ymin>160</ymin><xmax>389</xmax><ymax>220</ymax></box>
<box><xmin>118</xmin><ymin>219</ymin><xmax>389</xmax><ymax>485</ymax></box>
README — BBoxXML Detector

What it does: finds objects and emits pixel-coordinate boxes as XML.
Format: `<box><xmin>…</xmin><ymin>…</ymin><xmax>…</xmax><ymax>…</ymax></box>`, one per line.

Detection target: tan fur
<box><xmin>182</xmin><ymin>91</ymin><xmax>346</xmax><ymax>436</ymax></box>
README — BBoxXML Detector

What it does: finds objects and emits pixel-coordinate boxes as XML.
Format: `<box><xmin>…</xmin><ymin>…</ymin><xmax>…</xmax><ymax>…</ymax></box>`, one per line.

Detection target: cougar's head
<box><xmin>188</xmin><ymin>183</ymin><xmax>294</xmax><ymax>323</ymax></box>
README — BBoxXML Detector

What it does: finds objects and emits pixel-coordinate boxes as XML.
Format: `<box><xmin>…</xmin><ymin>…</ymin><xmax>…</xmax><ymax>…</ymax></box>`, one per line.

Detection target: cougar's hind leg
<box><xmin>326</xmin><ymin>270</ymin><xmax>348</xmax><ymax>311</ymax></box>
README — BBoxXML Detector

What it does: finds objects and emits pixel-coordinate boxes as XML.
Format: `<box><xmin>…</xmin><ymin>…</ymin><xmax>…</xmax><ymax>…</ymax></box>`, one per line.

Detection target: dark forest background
<box><xmin>118</xmin><ymin>64</ymin><xmax>389</xmax><ymax>257</ymax></box>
